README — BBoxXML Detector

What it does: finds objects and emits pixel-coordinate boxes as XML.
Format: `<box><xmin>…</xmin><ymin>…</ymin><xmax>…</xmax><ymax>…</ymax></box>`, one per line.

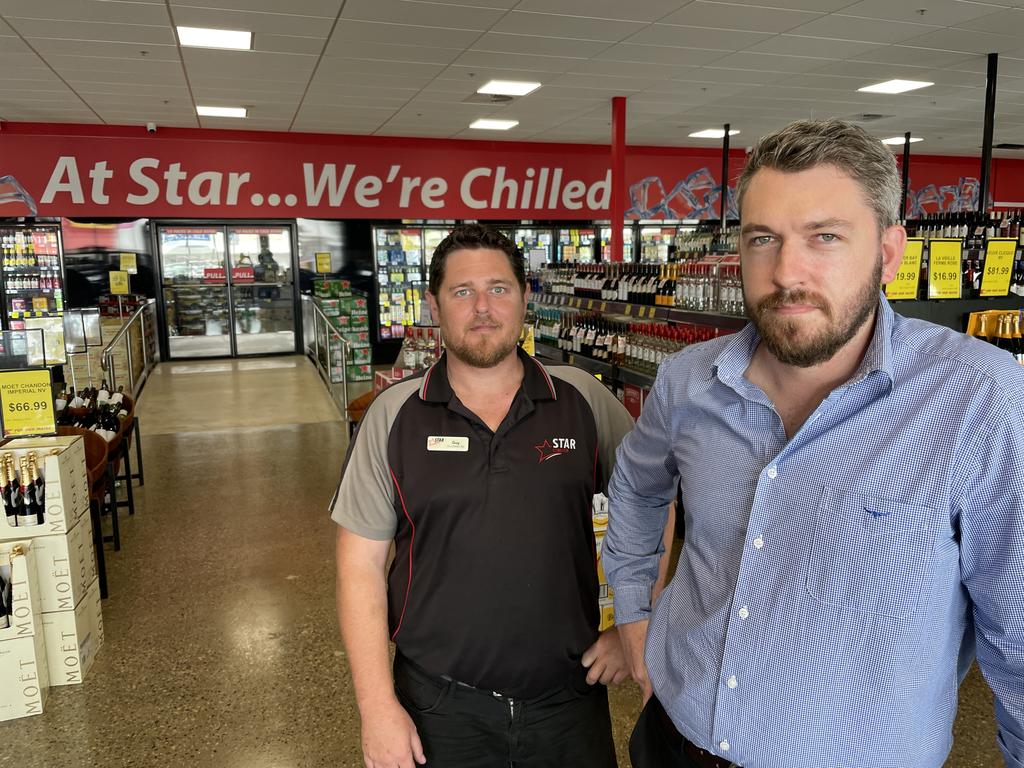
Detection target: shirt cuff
<box><xmin>999</xmin><ymin>726</ymin><xmax>1024</xmax><ymax>768</ymax></box>
<box><xmin>612</xmin><ymin>584</ymin><xmax>654</xmax><ymax>625</ymax></box>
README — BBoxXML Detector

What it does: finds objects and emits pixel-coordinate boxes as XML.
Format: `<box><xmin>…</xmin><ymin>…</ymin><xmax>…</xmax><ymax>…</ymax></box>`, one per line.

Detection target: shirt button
<box><xmin>727</xmin><ymin>675</ymin><xmax>738</xmax><ymax>689</ymax></box>
<box><xmin>720</xmin><ymin>740</ymin><xmax>731</xmax><ymax>752</ymax></box>
<box><xmin>738</xmin><ymin>606</ymin><xmax>749</xmax><ymax>619</ymax></box>
<box><xmin>766</xmin><ymin>465</ymin><xmax>777</xmax><ymax>479</ymax></box>
<box><xmin>752</xmin><ymin>536</ymin><xmax>764</xmax><ymax>549</ymax></box>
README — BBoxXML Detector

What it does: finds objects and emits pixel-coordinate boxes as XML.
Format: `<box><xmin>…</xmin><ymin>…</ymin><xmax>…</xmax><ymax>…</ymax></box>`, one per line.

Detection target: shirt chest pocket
<box><xmin>806</xmin><ymin>488</ymin><xmax>937</xmax><ymax>620</ymax></box>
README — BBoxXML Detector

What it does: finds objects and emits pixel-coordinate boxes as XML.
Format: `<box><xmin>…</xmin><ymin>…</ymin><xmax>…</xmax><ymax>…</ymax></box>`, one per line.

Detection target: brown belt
<box><xmin>681</xmin><ymin>738</ymin><xmax>741</xmax><ymax>768</ymax></box>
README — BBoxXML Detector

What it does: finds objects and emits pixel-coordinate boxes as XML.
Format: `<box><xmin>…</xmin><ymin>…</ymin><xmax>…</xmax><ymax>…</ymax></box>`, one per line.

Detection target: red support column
<box><xmin>610</xmin><ymin>96</ymin><xmax>627</xmax><ymax>263</ymax></box>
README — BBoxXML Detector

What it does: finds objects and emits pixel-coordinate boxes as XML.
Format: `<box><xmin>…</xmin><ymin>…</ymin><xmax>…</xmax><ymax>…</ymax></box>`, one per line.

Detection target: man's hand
<box><xmin>582</xmin><ymin>626</ymin><xmax>631</xmax><ymax>686</ymax></box>
<box><xmin>360</xmin><ymin>696</ymin><xmax>427</xmax><ymax>768</ymax></box>
<box><xmin>617</xmin><ymin>619</ymin><xmax>653</xmax><ymax>703</ymax></box>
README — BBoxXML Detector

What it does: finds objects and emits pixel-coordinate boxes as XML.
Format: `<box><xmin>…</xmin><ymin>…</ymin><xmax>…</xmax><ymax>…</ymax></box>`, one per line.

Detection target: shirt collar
<box><xmin>419</xmin><ymin>345</ymin><xmax>557</xmax><ymax>404</ymax></box>
<box><xmin>714</xmin><ymin>292</ymin><xmax>896</xmax><ymax>387</ymax></box>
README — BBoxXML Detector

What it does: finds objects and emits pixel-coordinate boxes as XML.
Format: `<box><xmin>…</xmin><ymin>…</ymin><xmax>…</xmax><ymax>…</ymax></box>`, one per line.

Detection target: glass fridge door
<box><xmin>599</xmin><ymin>226</ymin><xmax>634</xmax><ymax>262</ymax></box>
<box><xmin>158</xmin><ymin>226</ymin><xmax>231</xmax><ymax>358</ymax></box>
<box><xmin>374</xmin><ymin>227</ymin><xmax>424</xmax><ymax>341</ymax></box>
<box><xmin>1</xmin><ymin>225</ymin><xmax>66</xmax><ymax>349</ymax></box>
<box><xmin>227</xmin><ymin>226</ymin><xmax>296</xmax><ymax>355</ymax></box>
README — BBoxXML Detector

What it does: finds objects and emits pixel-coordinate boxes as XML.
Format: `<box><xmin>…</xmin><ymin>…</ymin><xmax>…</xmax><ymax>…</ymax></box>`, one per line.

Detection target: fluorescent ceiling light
<box><xmin>470</xmin><ymin>119</ymin><xmax>519</xmax><ymax>130</ymax></box>
<box><xmin>858</xmin><ymin>79</ymin><xmax>933</xmax><ymax>94</ymax></box>
<box><xmin>197</xmin><ymin>105</ymin><xmax>247</xmax><ymax>118</ymax></box>
<box><xmin>177</xmin><ymin>26</ymin><xmax>252</xmax><ymax>50</ymax></box>
<box><xmin>688</xmin><ymin>129</ymin><xmax>740</xmax><ymax>138</ymax></box>
<box><xmin>882</xmin><ymin>136</ymin><xmax>924</xmax><ymax>145</ymax></box>
<box><xmin>477</xmin><ymin>80</ymin><xmax>542</xmax><ymax>97</ymax></box>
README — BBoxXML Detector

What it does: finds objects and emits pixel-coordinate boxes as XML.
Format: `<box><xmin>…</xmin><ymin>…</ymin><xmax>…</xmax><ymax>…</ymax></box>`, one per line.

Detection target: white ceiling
<box><xmin>4</xmin><ymin>0</ymin><xmax>1024</xmax><ymax>156</ymax></box>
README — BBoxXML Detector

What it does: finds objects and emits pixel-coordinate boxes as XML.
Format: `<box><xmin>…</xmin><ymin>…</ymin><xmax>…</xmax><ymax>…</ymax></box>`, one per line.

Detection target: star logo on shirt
<box><xmin>535</xmin><ymin>439</ymin><xmax>570</xmax><ymax>463</ymax></box>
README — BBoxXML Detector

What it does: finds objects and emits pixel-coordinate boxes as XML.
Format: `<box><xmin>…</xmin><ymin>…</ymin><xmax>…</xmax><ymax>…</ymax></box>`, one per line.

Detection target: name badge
<box><xmin>427</xmin><ymin>436</ymin><xmax>469</xmax><ymax>452</ymax></box>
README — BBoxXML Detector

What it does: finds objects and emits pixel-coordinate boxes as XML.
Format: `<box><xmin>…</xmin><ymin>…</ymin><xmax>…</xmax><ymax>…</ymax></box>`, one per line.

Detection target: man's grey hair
<box><xmin>736</xmin><ymin>119</ymin><xmax>902</xmax><ymax>233</ymax></box>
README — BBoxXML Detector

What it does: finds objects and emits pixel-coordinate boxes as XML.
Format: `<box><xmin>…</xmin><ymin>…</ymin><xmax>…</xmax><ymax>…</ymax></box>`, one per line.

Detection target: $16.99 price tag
<box><xmin>0</xmin><ymin>368</ymin><xmax>56</xmax><ymax>438</ymax></box>
<box><xmin>928</xmin><ymin>239</ymin><xmax>963</xmax><ymax>300</ymax></box>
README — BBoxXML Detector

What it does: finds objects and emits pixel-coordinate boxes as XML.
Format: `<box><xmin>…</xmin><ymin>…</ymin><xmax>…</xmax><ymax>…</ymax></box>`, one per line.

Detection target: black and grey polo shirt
<box><xmin>331</xmin><ymin>347</ymin><xmax>635</xmax><ymax>699</ymax></box>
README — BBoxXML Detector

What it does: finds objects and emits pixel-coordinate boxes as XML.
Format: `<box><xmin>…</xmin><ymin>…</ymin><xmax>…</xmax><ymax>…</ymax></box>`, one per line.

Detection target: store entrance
<box><xmin>156</xmin><ymin>222</ymin><xmax>299</xmax><ymax>358</ymax></box>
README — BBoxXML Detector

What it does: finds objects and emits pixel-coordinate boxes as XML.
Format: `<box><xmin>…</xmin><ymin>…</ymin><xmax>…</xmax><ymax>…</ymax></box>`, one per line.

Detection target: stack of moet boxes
<box><xmin>0</xmin><ymin>435</ymin><xmax>103</xmax><ymax>721</ymax></box>
<box><xmin>315</xmin><ymin>280</ymin><xmax>372</xmax><ymax>382</ymax></box>
<box><xmin>0</xmin><ymin>541</ymin><xmax>48</xmax><ymax>722</ymax></box>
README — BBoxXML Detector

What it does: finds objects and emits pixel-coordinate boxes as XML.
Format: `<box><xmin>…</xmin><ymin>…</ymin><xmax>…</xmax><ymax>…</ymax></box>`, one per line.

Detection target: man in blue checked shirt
<box><xmin>604</xmin><ymin>118</ymin><xmax>1024</xmax><ymax>768</ymax></box>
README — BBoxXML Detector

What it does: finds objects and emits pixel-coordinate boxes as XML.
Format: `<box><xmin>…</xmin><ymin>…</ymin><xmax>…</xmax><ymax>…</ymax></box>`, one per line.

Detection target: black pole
<box><xmin>900</xmin><ymin>131</ymin><xmax>911</xmax><ymax>220</ymax></box>
<box><xmin>720</xmin><ymin>123</ymin><xmax>730</xmax><ymax>228</ymax></box>
<box><xmin>979</xmin><ymin>52</ymin><xmax>998</xmax><ymax>213</ymax></box>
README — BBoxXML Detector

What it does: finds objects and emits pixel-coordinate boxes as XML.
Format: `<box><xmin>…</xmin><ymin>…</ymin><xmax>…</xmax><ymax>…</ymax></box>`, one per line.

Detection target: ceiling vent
<box><xmin>995</xmin><ymin>142</ymin><xmax>1024</xmax><ymax>150</ymax></box>
<box><xmin>850</xmin><ymin>113</ymin><xmax>891</xmax><ymax>122</ymax></box>
<box><xmin>462</xmin><ymin>93</ymin><xmax>514</xmax><ymax>105</ymax></box>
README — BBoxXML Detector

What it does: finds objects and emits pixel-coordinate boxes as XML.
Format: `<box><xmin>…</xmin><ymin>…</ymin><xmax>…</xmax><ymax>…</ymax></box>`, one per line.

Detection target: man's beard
<box><xmin>443</xmin><ymin>320</ymin><xmax>521</xmax><ymax>368</ymax></box>
<box><xmin>746</xmin><ymin>257</ymin><xmax>882</xmax><ymax>368</ymax></box>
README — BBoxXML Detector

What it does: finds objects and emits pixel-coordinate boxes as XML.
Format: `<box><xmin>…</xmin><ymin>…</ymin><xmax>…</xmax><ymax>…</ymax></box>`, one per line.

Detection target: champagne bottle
<box><xmin>1</xmin><ymin>460</ymin><xmax>16</xmax><ymax>529</ymax></box>
<box><xmin>16</xmin><ymin>456</ymin><xmax>37</xmax><ymax>527</ymax></box>
<box><xmin>28</xmin><ymin>452</ymin><xmax>44</xmax><ymax>511</ymax></box>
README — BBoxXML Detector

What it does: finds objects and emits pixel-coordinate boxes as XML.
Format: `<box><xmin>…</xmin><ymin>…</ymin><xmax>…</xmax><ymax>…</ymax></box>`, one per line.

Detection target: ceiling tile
<box><xmin>341</xmin><ymin>0</ymin><xmax>504</xmax><ymax>30</ymax></box>
<box><xmin>659</xmin><ymin>1</ymin><xmax>822</xmax><ymax>33</ymax></box>
<box><xmin>954</xmin><ymin>8</ymin><xmax>1024</xmax><ymax>36</ymax></box>
<box><xmin>170</xmin><ymin>0</ymin><xmax>340</xmax><ymax>16</ymax></box>
<box><xmin>787</xmin><ymin>14</ymin><xmax>939</xmax><ymax>44</ymax></box>
<box><xmin>490</xmin><ymin>12</ymin><xmax>645</xmax><ymax>42</ymax></box>
<box><xmin>709</xmin><ymin>51</ymin><xmax>831</xmax><ymax>74</ymax></box>
<box><xmin>623</xmin><ymin>24</ymin><xmax>772</xmax><ymax>50</ymax></box>
<box><xmin>746</xmin><ymin>34</ymin><xmax>878</xmax><ymax>59</ymax></box>
<box><xmin>849</xmin><ymin>45</ymin><xmax>977</xmax><ymax>69</ymax></box>
<box><xmin>452</xmin><ymin>49</ymin><xmax>580</xmax><ymax>72</ymax></box>
<box><xmin>328</xmin><ymin>20</ymin><xmax>480</xmax><ymax>49</ymax></box>
<box><xmin>7</xmin><ymin>18</ymin><xmax>172</xmax><ymax>46</ymax></box>
<box><xmin>512</xmin><ymin>0</ymin><xmax>688</xmax><ymax>22</ymax></box>
<box><xmin>327</xmin><ymin>41</ymin><xmax>462</xmax><ymax>65</ymax></box>
<box><xmin>4</xmin><ymin>0</ymin><xmax>170</xmax><ymax>25</ymax></box>
<box><xmin>839</xmin><ymin>0</ymin><xmax>1001</xmax><ymax>27</ymax></box>
<box><xmin>184</xmin><ymin>49</ymin><xmax>315</xmax><ymax>82</ymax></box>
<box><xmin>24</xmin><ymin>38</ymin><xmax>180</xmax><ymax>59</ymax></box>
<box><xmin>901</xmin><ymin>27</ymin><xmax>1022</xmax><ymax>55</ymax></box>
<box><xmin>171</xmin><ymin>7</ymin><xmax>332</xmax><ymax>37</ymax></box>
<box><xmin>594</xmin><ymin>43</ymin><xmax>730</xmax><ymax>66</ymax></box>
<box><xmin>471</xmin><ymin>32</ymin><xmax>612</xmax><ymax>58</ymax></box>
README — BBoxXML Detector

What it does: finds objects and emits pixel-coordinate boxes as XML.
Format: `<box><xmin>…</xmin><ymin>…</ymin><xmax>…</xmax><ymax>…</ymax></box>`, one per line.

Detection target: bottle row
<box><xmin>1</xmin><ymin>450</ymin><xmax>51</xmax><ymax>530</ymax></box>
<box><xmin>0</xmin><ymin>230</ymin><xmax>60</xmax><ymax>262</ymax></box>
<box><xmin>905</xmin><ymin>211</ymin><xmax>1024</xmax><ymax>245</ymax></box>
<box><xmin>534</xmin><ymin>308</ymin><xmax>726</xmax><ymax>374</ymax></box>
<box><xmin>531</xmin><ymin>264</ymin><xmax>746</xmax><ymax>316</ymax></box>
<box><xmin>6</xmin><ymin>275</ymin><xmax>61</xmax><ymax>291</ymax></box>
<box><xmin>55</xmin><ymin>383</ymin><xmax>130</xmax><ymax>443</ymax></box>
<box><xmin>968</xmin><ymin>310</ymin><xmax>1024</xmax><ymax>365</ymax></box>
<box><xmin>398</xmin><ymin>326</ymin><xmax>441</xmax><ymax>370</ymax></box>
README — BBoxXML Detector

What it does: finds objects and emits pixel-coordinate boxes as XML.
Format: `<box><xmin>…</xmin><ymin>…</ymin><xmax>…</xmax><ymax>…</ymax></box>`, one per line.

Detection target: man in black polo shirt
<box><xmin>333</xmin><ymin>224</ymin><xmax>636</xmax><ymax>768</ymax></box>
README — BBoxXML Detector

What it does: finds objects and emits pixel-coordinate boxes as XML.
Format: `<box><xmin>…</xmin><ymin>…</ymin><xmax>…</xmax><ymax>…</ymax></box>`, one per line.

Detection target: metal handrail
<box><xmin>301</xmin><ymin>294</ymin><xmax>350</xmax><ymax>418</ymax></box>
<box><xmin>100</xmin><ymin>299</ymin><xmax>158</xmax><ymax>398</ymax></box>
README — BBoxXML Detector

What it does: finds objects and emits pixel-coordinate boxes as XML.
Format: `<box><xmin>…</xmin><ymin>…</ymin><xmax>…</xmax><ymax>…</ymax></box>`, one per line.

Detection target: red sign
<box><xmin>231</xmin><ymin>266</ymin><xmax>254</xmax><ymax>282</ymax></box>
<box><xmin>203</xmin><ymin>267</ymin><xmax>225</xmax><ymax>283</ymax></box>
<box><xmin>0</xmin><ymin>122</ymin><xmax>1019</xmax><ymax>221</ymax></box>
<box><xmin>623</xmin><ymin>384</ymin><xmax>644</xmax><ymax>421</ymax></box>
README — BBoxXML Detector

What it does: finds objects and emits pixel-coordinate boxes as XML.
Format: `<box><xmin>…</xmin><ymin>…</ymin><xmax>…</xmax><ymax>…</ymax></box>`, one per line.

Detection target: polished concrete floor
<box><xmin>0</xmin><ymin>354</ymin><xmax>1003</xmax><ymax>767</ymax></box>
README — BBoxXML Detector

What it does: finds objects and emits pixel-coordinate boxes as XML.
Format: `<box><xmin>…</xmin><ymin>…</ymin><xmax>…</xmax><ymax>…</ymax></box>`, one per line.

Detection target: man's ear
<box><xmin>880</xmin><ymin>224</ymin><xmax>908</xmax><ymax>285</ymax></box>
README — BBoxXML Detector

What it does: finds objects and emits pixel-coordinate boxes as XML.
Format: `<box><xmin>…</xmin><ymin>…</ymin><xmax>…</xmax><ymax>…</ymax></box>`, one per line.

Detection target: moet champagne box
<box><xmin>42</xmin><ymin>577</ymin><xmax>103</xmax><ymax>686</ymax></box>
<box><xmin>0</xmin><ymin>541</ymin><xmax>50</xmax><ymax>721</ymax></box>
<box><xmin>31</xmin><ymin>514</ymin><xmax>96</xmax><ymax>614</ymax></box>
<box><xmin>0</xmin><ymin>436</ymin><xmax>90</xmax><ymax>542</ymax></box>
<box><xmin>592</xmin><ymin>494</ymin><xmax>615</xmax><ymax>632</ymax></box>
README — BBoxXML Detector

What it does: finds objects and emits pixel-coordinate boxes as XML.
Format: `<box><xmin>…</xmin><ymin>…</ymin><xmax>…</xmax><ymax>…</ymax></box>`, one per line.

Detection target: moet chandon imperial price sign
<box><xmin>885</xmin><ymin>238</ymin><xmax>924</xmax><ymax>301</ymax></box>
<box><xmin>0</xmin><ymin>368</ymin><xmax>56</xmax><ymax>438</ymax></box>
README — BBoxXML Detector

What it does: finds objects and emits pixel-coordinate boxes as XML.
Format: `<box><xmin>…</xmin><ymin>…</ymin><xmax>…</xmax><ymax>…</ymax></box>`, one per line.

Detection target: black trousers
<box><xmin>629</xmin><ymin>695</ymin><xmax>698</xmax><ymax>768</ymax></box>
<box><xmin>394</xmin><ymin>654</ymin><xmax>618</xmax><ymax>768</ymax></box>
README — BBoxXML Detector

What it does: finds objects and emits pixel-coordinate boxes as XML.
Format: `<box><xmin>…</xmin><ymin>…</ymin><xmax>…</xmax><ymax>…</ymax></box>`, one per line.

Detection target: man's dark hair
<box><xmin>428</xmin><ymin>224</ymin><xmax>525</xmax><ymax>297</ymax></box>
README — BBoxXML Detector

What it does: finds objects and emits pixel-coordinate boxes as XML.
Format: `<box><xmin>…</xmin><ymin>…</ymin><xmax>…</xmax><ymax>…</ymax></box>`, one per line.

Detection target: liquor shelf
<box><xmin>534</xmin><ymin>340</ymin><xmax>656</xmax><ymax>389</ymax></box>
<box><xmin>530</xmin><ymin>291</ymin><xmax>747</xmax><ymax>331</ymax></box>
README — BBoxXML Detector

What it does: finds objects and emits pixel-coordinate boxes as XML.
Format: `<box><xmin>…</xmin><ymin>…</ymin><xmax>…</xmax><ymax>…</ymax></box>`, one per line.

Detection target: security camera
<box><xmin>146</xmin><ymin>122</ymin><xmax>157</xmax><ymax>134</ymax></box>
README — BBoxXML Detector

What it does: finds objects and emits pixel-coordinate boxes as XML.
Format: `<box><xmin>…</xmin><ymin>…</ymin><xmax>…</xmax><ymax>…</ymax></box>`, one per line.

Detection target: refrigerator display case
<box><xmin>0</xmin><ymin>223</ymin><xmax>67</xmax><ymax>364</ymax></box>
<box><xmin>639</xmin><ymin>225</ymin><xmax>680</xmax><ymax>262</ymax></box>
<box><xmin>374</xmin><ymin>226</ymin><xmax>425</xmax><ymax>341</ymax></box>
<box><xmin>423</xmin><ymin>226</ymin><xmax>451</xmax><ymax>270</ymax></box>
<box><xmin>599</xmin><ymin>226</ymin><xmax>634</xmax><ymax>263</ymax></box>
<box><xmin>557</xmin><ymin>228</ymin><xmax>596</xmax><ymax>263</ymax></box>
<box><xmin>515</xmin><ymin>228</ymin><xmax>554</xmax><ymax>270</ymax></box>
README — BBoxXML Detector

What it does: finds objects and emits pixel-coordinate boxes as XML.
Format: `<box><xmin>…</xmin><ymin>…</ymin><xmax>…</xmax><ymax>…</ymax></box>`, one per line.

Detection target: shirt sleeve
<box><xmin>957</xmin><ymin>390</ymin><xmax>1024</xmax><ymax>768</ymax></box>
<box><xmin>329</xmin><ymin>385</ymin><xmax>411</xmax><ymax>541</ymax></box>
<box><xmin>603</xmin><ymin>361</ymin><xmax>679</xmax><ymax>624</ymax></box>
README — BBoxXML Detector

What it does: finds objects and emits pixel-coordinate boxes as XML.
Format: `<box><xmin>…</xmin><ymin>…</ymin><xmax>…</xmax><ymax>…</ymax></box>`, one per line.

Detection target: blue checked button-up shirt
<box><xmin>605</xmin><ymin>296</ymin><xmax>1024</xmax><ymax>768</ymax></box>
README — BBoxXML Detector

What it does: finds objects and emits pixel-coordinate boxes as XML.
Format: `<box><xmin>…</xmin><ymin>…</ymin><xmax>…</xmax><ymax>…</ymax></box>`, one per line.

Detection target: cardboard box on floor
<box><xmin>592</xmin><ymin>494</ymin><xmax>615</xmax><ymax>632</ymax></box>
<box><xmin>0</xmin><ymin>541</ymin><xmax>50</xmax><ymax>721</ymax></box>
<box><xmin>30</xmin><ymin>514</ymin><xmax>96</xmax><ymax>614</ymax></box>
<box><xmin>42</xmin><ymin>577</ymin><xmax>103</xmax><ymax>687</ymax></box>
<box><xmin>0</xmin><ymin>436</ymin><xmax>90</xmax><ymax>542</ymax></box>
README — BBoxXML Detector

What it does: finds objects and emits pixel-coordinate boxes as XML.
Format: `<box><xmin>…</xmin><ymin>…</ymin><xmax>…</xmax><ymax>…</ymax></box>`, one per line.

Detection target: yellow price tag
<box><xmin>315</xmin><ymin>252</ymin><xmax>332</xmax><ymax>273</ymax></box>
<box><xmin>980</xmin><ymin>238</ymin><xmax>1016</xmax><ymax>297</ymax></box>
<box><xmin>119</xmin><ymin>253</ymin><xmax>137</xmax><ymax>274</ymax></box>
<box><xmin>109</xmin><ymin>271</ymin><xmax>130</xmax><ymax>295</ymax></box>
<box><xmin>927</xmin><ymin>239</ymin><xmax>962</xmax><ymax>300</ymax></box>
<box><xmin>0</xmin><ymin>368</ymin><xmax>56</xmax><ymax>438</ymax></box>
<box><xmin>600</xmin><ymin>302</ymin><xmax>607</xmax><ymax>312</ymax></box>
<box><xmin>885</xmin><ymin>238</ymin><xmax>923</xmax><ymax>300</ymax></box>
<box><xmin>624</xmin><ymin>304</ymin><xmax>633</xmax><ymax>316</ymax></box>
<box><xmin>587</xmin><ymin>300</ymin><xmax>594</xmax><ymax>310</ymax></box>
<box><xmin>519</xmin><ymin>325</ymin><xmax>536</xmax><ymax>356</ymax></box>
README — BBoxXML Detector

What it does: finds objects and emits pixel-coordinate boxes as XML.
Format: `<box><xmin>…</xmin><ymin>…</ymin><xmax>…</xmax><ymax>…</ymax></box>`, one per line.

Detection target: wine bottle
<box><xmin>1</xmin><ymin>460</ymin><xmax>16</xmax><ymax>529</ymax></box>
<box><xmin>28</xmin><ymin>452</ymin><xmax>44</xmax><ymax>512</ymax></box>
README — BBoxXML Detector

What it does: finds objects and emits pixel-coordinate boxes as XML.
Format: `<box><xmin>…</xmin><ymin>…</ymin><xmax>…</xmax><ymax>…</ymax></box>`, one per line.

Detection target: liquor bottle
<box><xmin>1012</xmin><ymin>313</ymin><xmax>1024</xmax><ymax>364</ymax></box>
<box><xmin>25</xmin><ymin>456</ymin><xmax>43</xmax><ymax>525</ymax></box>
<box><xmin>16</xmin><ymin>456</ymin><xmax>38</xmax><ymax>527</ymax></box>
<box><xmin>1</xmin><ymin>459</ymin><xmax>16</xmax><ymax>529</ymax></box>
<box><xmin>28</xmin><ymin>452</ymin><xmax>44</xmax><ymax>511</ymax></box>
